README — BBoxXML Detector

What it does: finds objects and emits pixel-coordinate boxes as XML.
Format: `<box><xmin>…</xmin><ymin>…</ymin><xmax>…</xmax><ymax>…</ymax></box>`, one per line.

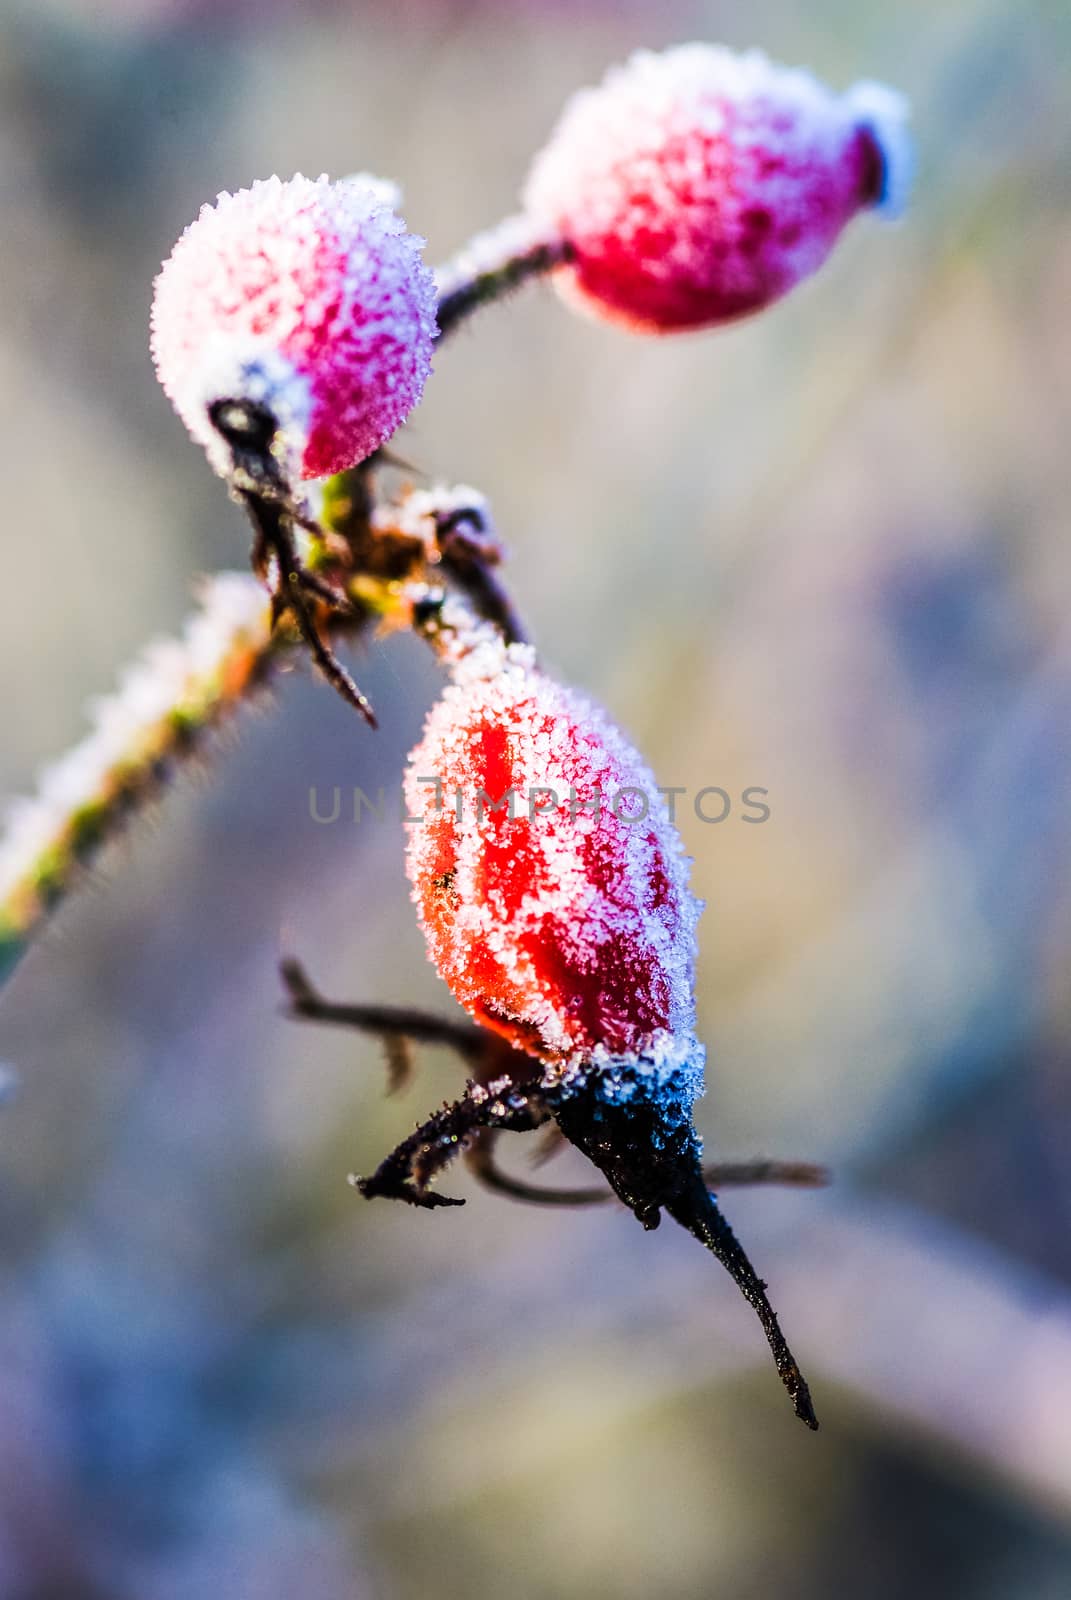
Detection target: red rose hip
<box><xmin>404</xmin><ymin>635</ymin><xmax>703</xmax><ymax>1100</ymax></box>
<box><xmin>394</xmin><ymin>631</ymin><xmax>817</xmax><ymax>1427</ymax></box>
<box><xmin>523</xmin><ymin>44</ymin><xmax>911</xmax><ymax>333</ymax></box>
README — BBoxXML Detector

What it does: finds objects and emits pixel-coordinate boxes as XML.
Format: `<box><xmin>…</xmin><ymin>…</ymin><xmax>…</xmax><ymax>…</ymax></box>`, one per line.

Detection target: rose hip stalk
<box><xmin>286</xmin><ymin>626</ymin><xmax>819</xmax><ymax>1429</ymax></box>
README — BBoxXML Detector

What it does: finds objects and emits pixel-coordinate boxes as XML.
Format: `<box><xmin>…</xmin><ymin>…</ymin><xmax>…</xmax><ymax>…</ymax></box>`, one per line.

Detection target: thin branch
<box><xmin>464</xmin><ymin>1135</ymin><xmax>830</xmax><ymax>1207</ymax></box>
<box><xmin>0</xmin><ymin>573</ymin><xmax>279</xmax><ymax>986</ymax></box>
<box><xmin>280</xmin><ymin>956</ymin><xmax>487</xmax><ymax>1064</ymax></box>
<box><xmin>434</xmin><ymin>215</ymin><xmax>572</xmax><ymax>339</ymax></box>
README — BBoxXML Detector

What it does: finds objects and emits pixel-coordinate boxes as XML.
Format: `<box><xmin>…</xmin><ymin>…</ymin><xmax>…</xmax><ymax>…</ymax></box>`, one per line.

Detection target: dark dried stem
<box><xmin>280</xmin><ymin>957</ymin><xmax>485</xmax><ymax>1061</ymax></box>
<box><xmin>464</xmin><ymin>1136</ymin><xmax>829</xmax><ymax>1207</ymax></box>
<box><xmin>433</xmin><ymin>511</ymin><xmax>528</xmax><ymax>646</ymax></box>
<box><xmin>237</xmin><ymin>490</ymin><xmax>377</xmax><ymax>727</ymax></box>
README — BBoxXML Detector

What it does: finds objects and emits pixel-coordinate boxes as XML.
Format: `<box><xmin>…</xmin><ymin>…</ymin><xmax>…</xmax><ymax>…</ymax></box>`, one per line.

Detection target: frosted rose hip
<box><xmin>523</xmin><ymin>44</ymin><xmax>912</xmax><ymax>333</ymax></box>
<box><xmin>384</xmin><ymin>632</ymin><xmax>817</xmax><ymax>1428</ymax></box>
<box><xmin>404</xmin><ymin>636</ymin><xmax>703</xmax><ymax>1094</ymax></box>
<box><xmin>151</xmin><ymin>174</ymin><xmax>436</xmax><ymax>479</ymax></box>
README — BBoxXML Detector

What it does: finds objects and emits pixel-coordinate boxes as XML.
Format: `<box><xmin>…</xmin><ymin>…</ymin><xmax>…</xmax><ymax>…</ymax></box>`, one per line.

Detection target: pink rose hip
<box><xmin>151</xmin><ymin>173</ymin><xmax>436</xmax><ymax>479</ymax></box>
<box><xmin>523</xmin><ymin>44</ymin><xmax>912</xmax><ymax>333</ymax></box>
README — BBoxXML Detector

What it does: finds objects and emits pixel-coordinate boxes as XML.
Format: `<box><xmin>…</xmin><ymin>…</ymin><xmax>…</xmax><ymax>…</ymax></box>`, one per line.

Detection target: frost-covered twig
<box><xmin>0</xmin><ymin>573</ymin><xmax>277</xmax><ymax>986</ymax></box>
<box><xmin>0</xmin><ymin>479</ymin><xmax>520</xmax><ymax>992</ymax></box>
<box><xmin>434</xmin><ymin>216</ymin><xmax>571</xmax><ymax>339</ymax></box>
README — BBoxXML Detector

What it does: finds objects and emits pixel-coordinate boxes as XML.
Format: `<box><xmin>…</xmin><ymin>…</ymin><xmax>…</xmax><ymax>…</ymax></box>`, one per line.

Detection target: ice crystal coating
<box><xmin>151</xmin><ymin>174</ymin><xmax>437</xmax><ymax>479</ymax></box>
<box><xmin>404</xmin><ymin>637</ymin><xmax>704</xmax><ymax>1106</ymax></box>
<box><xmin>387</xmin><ymin>483</ymin><xmax>493</xmax><ymax>553</ymax></box>
<box><xmin>523</xmin><ymin>44</ymin><xmax>912</xmax><ymax>333</ymax></box>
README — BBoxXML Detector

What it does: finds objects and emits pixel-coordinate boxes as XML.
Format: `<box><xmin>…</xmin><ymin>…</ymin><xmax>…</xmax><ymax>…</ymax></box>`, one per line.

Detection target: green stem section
<box><xmin>0</xmin><ymin>573</ymin><xmax>279</xmax><ymax>987</ymax></box>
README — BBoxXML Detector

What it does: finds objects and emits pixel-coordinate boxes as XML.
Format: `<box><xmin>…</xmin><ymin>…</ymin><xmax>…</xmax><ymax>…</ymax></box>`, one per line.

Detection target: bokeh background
<box><xmin>2</xmin><ymin>0</ymin><xmax>1070</xmax><ymax>1595</ymax></box>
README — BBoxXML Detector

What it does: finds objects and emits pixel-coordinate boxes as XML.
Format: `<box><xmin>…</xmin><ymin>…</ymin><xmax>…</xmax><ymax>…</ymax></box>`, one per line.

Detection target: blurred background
<box><xmin>1</xmin><ymin>0</ymin><xmax>1070</xmax><ymax>1594</ymax></box>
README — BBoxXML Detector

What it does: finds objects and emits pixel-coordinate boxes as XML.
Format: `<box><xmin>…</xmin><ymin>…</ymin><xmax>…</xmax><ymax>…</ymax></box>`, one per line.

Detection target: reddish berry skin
<box><xmin>404</xmin><ymin>638</ymin><xmax>702</xmax><ymax>1092</ymax></box>
<box><xmin>523</xmin><ymin>45</ymin><xmax>911</xmax><ymax>333</ymax></box>
<box><xmin>151</xmin><ymin>174</ymin><xmax>436</xmax><ymax>479</ymax></box>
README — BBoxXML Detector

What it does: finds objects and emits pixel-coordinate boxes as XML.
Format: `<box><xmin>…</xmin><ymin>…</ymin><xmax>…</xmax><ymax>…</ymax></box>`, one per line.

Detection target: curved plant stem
<box><xmin>0</xmin><ymin>573</ymin><xmax>280</xmax><ymax>988</ymax></box>
<box><xmin>435</xmin><ymin>215</ymin><xmax>572</xmax><ymax>338</ymax></box>
<box><xmin>0</xmin><ymin>476</ymin><xmax>521</xmax><ymax>995</ymax></box>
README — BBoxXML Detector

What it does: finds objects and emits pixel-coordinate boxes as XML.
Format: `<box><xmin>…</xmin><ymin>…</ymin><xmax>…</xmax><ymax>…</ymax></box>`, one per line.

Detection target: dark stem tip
<box><xmin>667</xmin><ymin>1168</ymin><xmax>819</xmax><ymax>1431</ymax></box>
